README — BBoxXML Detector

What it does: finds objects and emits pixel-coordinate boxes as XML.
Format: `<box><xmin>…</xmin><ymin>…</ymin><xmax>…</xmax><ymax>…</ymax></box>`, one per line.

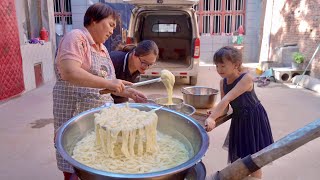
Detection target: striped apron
<box><xmin>53</xmin><ymin>47</ymin><xmax>115</xmax><ymax>173</ymax></box>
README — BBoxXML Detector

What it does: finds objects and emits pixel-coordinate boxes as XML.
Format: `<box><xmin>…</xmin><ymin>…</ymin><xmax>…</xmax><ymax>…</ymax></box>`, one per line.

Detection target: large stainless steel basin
<box><xmin>55</xmin><ymin>103</ymin><xmax>209</xmax><ymax>180</ymax></box>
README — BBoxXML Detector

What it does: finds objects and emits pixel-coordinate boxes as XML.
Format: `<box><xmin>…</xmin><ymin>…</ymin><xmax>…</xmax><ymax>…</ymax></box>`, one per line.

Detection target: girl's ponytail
<box><xmin>114</xmin><ymin>43</ymin><xmax>136</xmax><ymax>52</ymax></box>
<box><xmin>122</xmin><ymin>44</ymin><xmax>136</xmax><ymax>52</ymax></box>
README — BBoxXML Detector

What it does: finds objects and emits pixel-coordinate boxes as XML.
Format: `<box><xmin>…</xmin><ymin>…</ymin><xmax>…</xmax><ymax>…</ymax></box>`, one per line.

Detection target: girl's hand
<box><xmin>127</xmin><ymin>88</ymin><xmax>147</xmax><ymax>103</ymax></box>
<box><xmin>205</xmin><ymin>116</ymin><xmax>216</xmax><ymax>132</ymax></box>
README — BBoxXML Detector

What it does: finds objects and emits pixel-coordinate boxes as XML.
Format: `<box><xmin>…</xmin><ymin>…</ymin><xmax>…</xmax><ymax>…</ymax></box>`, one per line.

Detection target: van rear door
<box><xmin>125</xmin><ymin>0</ymin><xmax>200</xmax><ymax>85</ymax></box>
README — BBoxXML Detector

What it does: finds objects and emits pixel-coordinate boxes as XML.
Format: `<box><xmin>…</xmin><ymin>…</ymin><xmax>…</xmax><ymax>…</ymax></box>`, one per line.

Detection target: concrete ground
<box><xmin>1</xmin><ymin>63</ymin><xmax>320</xmax><ymax>180</ymax></box>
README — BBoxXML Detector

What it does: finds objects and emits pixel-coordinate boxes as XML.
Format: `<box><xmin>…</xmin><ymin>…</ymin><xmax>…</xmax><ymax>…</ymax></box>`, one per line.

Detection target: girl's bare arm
<box><xmin>219</xmin><ymin>79</ymin><xmax>229</xmax><ymax>115</ymax></box>
<box><xmin>206</xmin><ymin>74</ymin><xmax>253</xmax><ymax>126</ymax></box>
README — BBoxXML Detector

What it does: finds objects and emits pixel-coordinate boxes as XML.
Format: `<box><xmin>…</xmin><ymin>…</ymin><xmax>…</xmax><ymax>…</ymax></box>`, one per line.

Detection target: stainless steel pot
<box><xmin>152</xmin><ymin>97</ymin><xmax>196</xmax><ymax>116</ymax></box>
<box><xmin>55</xmin><ymin>103</ymin><xmax>209</xmax><ymax>180</ymax></box>
<box><xmin>181</xmin><ymin>86</ymin><xmax>219</xmax><ymax>109</ymax></box>
<box><xmin>154</xmin><ymin>97</ymin><xmax>184</xmax><ymax>109</ymax></box>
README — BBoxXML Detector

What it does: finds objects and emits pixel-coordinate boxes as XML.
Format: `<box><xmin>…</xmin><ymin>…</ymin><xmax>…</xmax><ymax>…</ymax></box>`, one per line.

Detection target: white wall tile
<box><xmin>72</xmin><ymin>14</ymin><xmax>84</xmax><ymax>23</ymax></box>
<box><xmin>201</xmin><ymin>44</ymin><xmax>213</xmax><ymax>52</ymax></box>
<box><xmin>72</xmin><ymin>21</ymin><xmax>83</xmax><ymax>29</ymax></box>
<box><xmin>87</xmin><ymin>0</ymin><xmax>99</xmax><ymax>5</ymax></box>
<box><xmin>71</xmin><ymin>0</ymin><xmax>87</xmax><ymax>6</ymax></box>
<box><xmin>20</xmin><ymin>43</ymin><xmax>55</xmax><ymax>91</ymax></box>
<box><xmin>72</xmin><ymin>5</ymin><xmax>88</xmax><ymax>14</ymax></box>
<box><xmin>200</xmin><ymin>37</ymin><xmax>213</xmax><ymax>45</ymax></box>
<box><xmin>200</xmin><ymin>52</ymin><xmax>214</xmax><ymax>62</ymax></box>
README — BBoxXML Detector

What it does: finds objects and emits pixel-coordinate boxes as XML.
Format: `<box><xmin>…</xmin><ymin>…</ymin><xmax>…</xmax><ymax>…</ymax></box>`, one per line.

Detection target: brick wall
<box><xmin>269</xmin><ymin>0</ymin><xmax>320</xmax><ymax>78</ymax></box>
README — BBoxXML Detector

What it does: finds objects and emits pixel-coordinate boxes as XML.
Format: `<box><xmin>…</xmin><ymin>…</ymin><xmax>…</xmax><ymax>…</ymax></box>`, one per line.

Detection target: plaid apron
<box><xmin>53</xmin><ymin>48</ymin><xmax>115</xmax><ymax>173</ymax></box>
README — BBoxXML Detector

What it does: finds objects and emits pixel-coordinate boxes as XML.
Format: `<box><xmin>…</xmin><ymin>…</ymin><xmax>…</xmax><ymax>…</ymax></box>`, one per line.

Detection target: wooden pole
<box><xmin>212</xmin><ymin>119</ymin><xmax>320</xmax><ymax>180</ymax></box>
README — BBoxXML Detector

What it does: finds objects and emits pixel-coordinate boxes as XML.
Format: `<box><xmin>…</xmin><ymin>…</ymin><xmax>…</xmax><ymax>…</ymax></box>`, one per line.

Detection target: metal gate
<box><xmin>54</xmin><ymin>0</ymin><xmax>72</xmax><ymax>45</ymax></box>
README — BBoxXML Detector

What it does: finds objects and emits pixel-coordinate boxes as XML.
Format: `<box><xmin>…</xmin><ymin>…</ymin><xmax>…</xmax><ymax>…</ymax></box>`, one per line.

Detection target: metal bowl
<box><xmin>177</xmin><ymin>103</ymin><xmax>196</xmax><ymax>116</ymax></box>
<box><xmin>55</xmin><ymin>103</ymin><xmax>209</xmax><ymax>180</ymax></box>
<box><xmin>148</xmin><ymin>98</ymin><xmax>196</xmax><ymax>116</ymax></box>
<box><xmin>181</xmin><ymin>86</ymin><xmax>219</xmax><ymax>109</ymax></box>
<box><xmin>154</xmin><ymin>97</ymin><xmax>184</xmax><ymax>109</ymax></box>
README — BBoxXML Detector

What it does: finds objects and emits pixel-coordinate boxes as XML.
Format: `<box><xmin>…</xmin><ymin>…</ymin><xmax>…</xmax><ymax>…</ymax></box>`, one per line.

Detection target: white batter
<box><xmin>160</xmin><ymin>69</ymin><xmax>175</xmax><ymax>105</ymax></box>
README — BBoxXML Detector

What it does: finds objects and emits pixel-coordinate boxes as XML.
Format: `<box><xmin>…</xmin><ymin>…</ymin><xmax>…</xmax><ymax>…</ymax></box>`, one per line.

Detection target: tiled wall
<box><xmin>71</xmin><ymin>0</ymin><xmax>123</xmax><ymax>29</ymax></box>
<box><xmin>200</xmin><ymin>0</ymin><xmax>261</xmax><ymax>63</ymax></box>
<box><xmin>71</xmin><ymin>0</ymin><xmax>100</xmax><ymax>29</ymax></box>
<box><xmin>20</xmin><ymin>43</ymin><xmax>55</xmax><ymax>91</ymax></box>
<box><xmin>14</xmin><ymin>0</ymin><xmax>56</xmax><ymax>92</ymax></box>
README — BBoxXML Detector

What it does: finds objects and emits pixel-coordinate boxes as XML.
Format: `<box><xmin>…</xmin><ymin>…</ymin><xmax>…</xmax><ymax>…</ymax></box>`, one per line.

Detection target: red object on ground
<box><xmin>40</xmin><ymin>27</ymin><xmax>49</xmax><ymax>41</ymax></box>
<box><xmin>0</xmin><ymin>0</ymin><xmax>25</xmax><ymax>101</ymax></box>
<box><xmin>63</xmin><ymin>172</ymin><xmax>78</xmax><ymax>180</ymax></box>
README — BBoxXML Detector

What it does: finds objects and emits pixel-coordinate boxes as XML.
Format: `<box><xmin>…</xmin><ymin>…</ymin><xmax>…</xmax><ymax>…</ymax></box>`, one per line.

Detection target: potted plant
<box><xmin>292</xmin><ymin>52</ymin><xmax>305</xmax><ymax>70</ymax></box>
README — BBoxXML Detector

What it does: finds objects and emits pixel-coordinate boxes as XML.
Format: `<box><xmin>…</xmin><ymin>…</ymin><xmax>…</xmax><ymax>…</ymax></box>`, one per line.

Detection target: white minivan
<box><xmin>124</xmin><ymin>0</ymin><xmax>200</xmax><ymax>85</ymax></box>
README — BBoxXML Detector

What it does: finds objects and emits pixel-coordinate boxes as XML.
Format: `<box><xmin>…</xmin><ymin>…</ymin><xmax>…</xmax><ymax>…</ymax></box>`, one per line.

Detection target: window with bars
<box><xmin>54</xmin><ymin>0</ymin><xmax>72</xmax><ymax>36</ymax></box>
<box><xmin>195</xmin><ymin>0</ymin><xmax>245</xmax><ymax>35</ymax></box>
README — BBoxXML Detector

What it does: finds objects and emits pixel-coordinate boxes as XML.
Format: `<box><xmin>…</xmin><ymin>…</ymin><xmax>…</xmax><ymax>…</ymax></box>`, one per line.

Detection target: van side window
<box><xmin>152</xmin><ymin>24</ymin><xmax>181</xmax><ymax>33</ymax></box>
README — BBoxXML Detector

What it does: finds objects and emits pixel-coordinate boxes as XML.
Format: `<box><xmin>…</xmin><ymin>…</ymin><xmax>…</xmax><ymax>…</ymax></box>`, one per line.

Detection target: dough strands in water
<box><xmin>160</xmin><ymin>69</ymin><xmax>175</xmax><ymax>105</ymax></box>
<box><xmin>72</xmin><ymin>131</ymin><xmax>190</xmax><ymax>173</ymax></box>
<box><xmin>73</xmin><ymin>105</ymin><xmax>190</xmax><ymax>174</ymax></box>
<box><xmin>94</xmin><ymin>105</ymin><xmax>158</xmax><ymax>158</ymax></box>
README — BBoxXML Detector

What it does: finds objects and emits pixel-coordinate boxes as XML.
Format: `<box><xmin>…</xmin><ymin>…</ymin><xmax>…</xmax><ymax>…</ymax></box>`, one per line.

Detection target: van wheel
<box><xmin>190</xmin><ymin>76</ymin><xmax>198</xmax><ymax>85</ymax></box>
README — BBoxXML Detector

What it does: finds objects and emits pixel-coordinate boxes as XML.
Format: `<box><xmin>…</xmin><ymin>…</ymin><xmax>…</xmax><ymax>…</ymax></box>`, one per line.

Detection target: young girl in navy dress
<box><xmin>205</xmin><ymin>46</ymin><xmax>274</xmax><ymax>179</ymax></box>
